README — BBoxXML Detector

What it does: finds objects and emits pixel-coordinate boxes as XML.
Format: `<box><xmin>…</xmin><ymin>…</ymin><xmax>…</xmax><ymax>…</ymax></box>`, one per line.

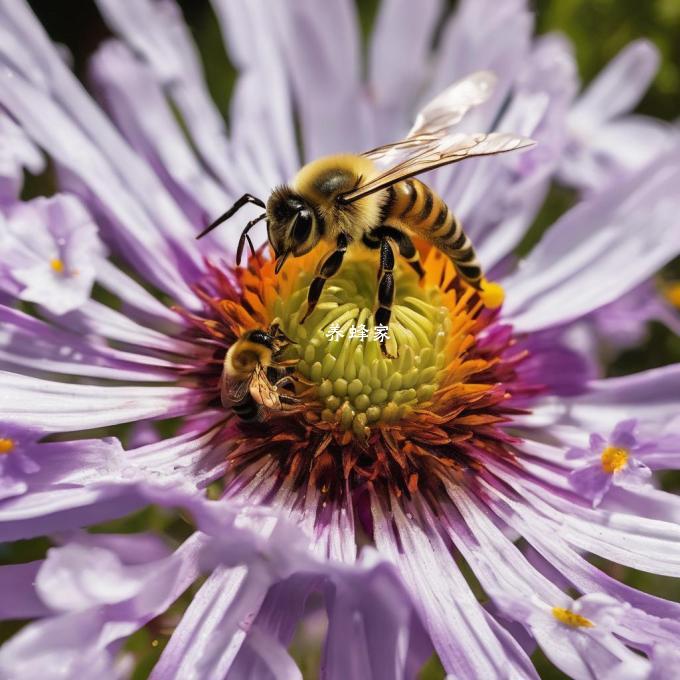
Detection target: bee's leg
<box><xmin>300</xmin><ymin>233</ymin><xmax>349</xmax><ymax>324</ymax></box>
<box><xmin>196</xmin><ymin>193</ymin><xmax>265</xmax><ymax>239</ymax></box>
<box><xmin>271</xmin><ymin>358</ymin><xmax>299</xmax><ymax>368</ymax></box>
<box><xmin>393</xmin><ymin>232</ymin><xmax>425</xmax><ymax>279</ymax></box>
<box><xmin>274</xmin><ymin>375</ymin><xmax>297</xmax><ymax>392</ymax></box>
<box><xmin>369</xmin><ymin>226</ymin><xmax>424</xmax><ymax>279</ymax></box>
<box><xmin>375</xmin><ymin>237</ymin><xmax>397</xmax><ymax>358</ymax></box>
<box><xmin>279</xmin><ymin>394</ymin><xmax>301</xmax><ymax>410</ymax></box>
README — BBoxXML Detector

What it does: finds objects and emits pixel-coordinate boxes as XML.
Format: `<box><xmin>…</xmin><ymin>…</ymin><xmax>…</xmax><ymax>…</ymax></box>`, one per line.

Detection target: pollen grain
<box><xmin>552</xmin><ymin>607</ymin><xmax>594</xmax><ymax>628</ymax></box>
<box><xmin>50</xmin><ymin>258</ymin><xmax>65</xmax><ymax>274</ymax></box>
<box><xmin>0</xmin><ymin>438</ymin><xmax>15</xmax><ymax>454</ymax></box>
<box><xmin>601</xmin><ymin>445</ymin><xmax>629</xmax><ymax>474</ymax></box>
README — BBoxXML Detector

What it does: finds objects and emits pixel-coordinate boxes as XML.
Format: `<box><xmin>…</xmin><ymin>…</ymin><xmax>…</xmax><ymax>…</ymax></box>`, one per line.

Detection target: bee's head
<box><xmin>268</xmin><ymin>322</ymin><xmax>297</xmax><ymax>355</ymax></box>
<box><xmin>266</xmin><ymin>187</ymin><xmax>321</xmax><ymax>273</ymax></box>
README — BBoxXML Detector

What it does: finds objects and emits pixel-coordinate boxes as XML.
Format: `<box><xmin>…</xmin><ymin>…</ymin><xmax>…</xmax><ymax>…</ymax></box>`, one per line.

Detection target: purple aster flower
<box><xmin>0</xmin><ymin>195</ymin><xmax>104</xmax><ymax>315</ymax></box>
<box><xmin>494</xmin><ymin>591</ymin><xmax>650</xmax><ymax>679</ymax></box>
<box><xmin>0</xmin><ymin>424</ymin><xmax>40</xmax><ymax>500</ymax></box>
<box><xmin>1</xmin><ymin>1</ymin><xmax>680</xmax><ymax>678</ymax></box>
<box><xmin>567</xmin><ymin>419</ymin><xmax>655</xmax><ymax>506</ymax></box>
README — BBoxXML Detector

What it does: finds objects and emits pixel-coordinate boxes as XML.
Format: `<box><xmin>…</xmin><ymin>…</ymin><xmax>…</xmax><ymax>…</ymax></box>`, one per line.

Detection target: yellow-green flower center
<box><xmin>274</xmin><ymin>256</ymin><xmax>451</xmax><ymax>437</ymax></box>
<box><xmin>601</xmin><ymin>445</ymin><xmax>628</xmax><ymax>474</ymax></box>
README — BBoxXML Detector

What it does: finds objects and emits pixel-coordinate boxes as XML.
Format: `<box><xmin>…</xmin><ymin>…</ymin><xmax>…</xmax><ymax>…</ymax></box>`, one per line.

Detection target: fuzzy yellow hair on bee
<box><xmin>224</xmin><ymin>330</ymin><xmax>275</xmax><ymax>382</ymax></box>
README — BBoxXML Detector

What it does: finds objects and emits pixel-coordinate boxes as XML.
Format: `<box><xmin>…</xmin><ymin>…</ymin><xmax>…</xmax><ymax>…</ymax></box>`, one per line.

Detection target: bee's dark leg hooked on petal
<box><xmin>274</xmin><ymin>375</ymin><xmax>297</xmax><ymax>393</ymax></box>
<box><xmin>376</xmin><ymin>237</ymin><xmax>397</xmax><ymax>358</ymax></box>
<box><xmin>393</xmin><ymin>231</ymin><xmax>425</xmax><ymax>279</ymax></box>
<box><xmin>300</xmin><ymin>233</ymin><xmax>349</xmax><ymax>324</ymax></box>
<box><xmin>371</xmin><ymin>226</ymin><xmax>425</xmax><ymax>279</ymax></box>
<box><xmin>196</xmin><ymin>193</ymin><xmax>265</xmax><ymax>239</ymax></box>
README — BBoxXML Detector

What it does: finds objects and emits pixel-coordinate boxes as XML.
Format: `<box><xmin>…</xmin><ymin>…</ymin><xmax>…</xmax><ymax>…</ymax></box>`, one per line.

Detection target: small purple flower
<box><xmin>0</xmin><ymin>424</ymin><xmax>40</xmax><ymax>500</ymax></box>
<box><xmin>567</xmin><ymin>419</ymin><xmax>653</xmax><ymax>506</ymax></box>
<box><xmin>494</xmin><ymin>591</ymin><xmax>650</xmax><ymax>679</ymax></box>
<box><xmin>0</xmin><ymin>195</ymin><xmax>104</xmax><ymax>315</ymax></box>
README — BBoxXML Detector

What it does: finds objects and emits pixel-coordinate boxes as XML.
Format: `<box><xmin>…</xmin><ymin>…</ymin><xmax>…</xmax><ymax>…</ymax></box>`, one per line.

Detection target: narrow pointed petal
<box><xmin>268</xmin><ymin>0</ymin><xmax>368</xmax><ymax>158</ymax></box>
<box><xmin>0</xmin><ymin>67</ymin><xmax>200</xmax><ymax>306</ymax></box>
<box><xmin>89</xmin><ymin>40</ymin><xmax>230</xmax><ymax>229</ymax></box>
<box><xmin>95</xmin><ymin>0</ymin><xmax>238</xmax><ymax>191</ymax></box>
<box><xmin>572</xmin><ymin>40</ymin><xmax>659</xmax><ymax>125</ymax></box>
<box><xmin>0</xmin><ymin>305</ymin><xmax>178</xmax><ymax>381</ymax></box>
<box><xmin>504</xmin><ymin>150</ymin><xmax>680</xmax><ymax>330</ymax></box>
<box><xmin>372</xmin><ymin>496</ymin><xmax>537</xmax><ymax>679</ymax></box>
<box><xmin>368</xmin><ymin>0</ymin><xmax>442</xmax><ymax>143</ymax></box>
<box><xmin>0</xmin><ymin>371</ymin><xmax>203</xmax><ymax>431</ymax></box>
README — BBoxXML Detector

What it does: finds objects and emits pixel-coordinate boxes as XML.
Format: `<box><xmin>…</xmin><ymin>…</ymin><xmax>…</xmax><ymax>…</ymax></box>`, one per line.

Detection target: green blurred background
<box><xmin>2</xmin><ymin>1</ymin><xmax>679</xmax><ymax>678</ymax></box>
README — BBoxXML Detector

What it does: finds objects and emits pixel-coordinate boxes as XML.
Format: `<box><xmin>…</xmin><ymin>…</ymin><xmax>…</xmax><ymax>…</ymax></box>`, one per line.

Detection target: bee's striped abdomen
<box><xmin>232</xmin><ymin>395</ymin><xmax>259</xmax><ymax>421</ymax></box>
<box><xmin>385</xmin><ymin>179</ymin><xmax>483</xmax><ymax>288</ymax></box>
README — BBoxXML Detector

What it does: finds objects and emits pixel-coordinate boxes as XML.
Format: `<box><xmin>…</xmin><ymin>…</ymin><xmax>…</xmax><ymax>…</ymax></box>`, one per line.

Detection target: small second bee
<box><xmin>222</xmin><ymin>323</ymin><xmax>298</xmax><ymax>422</ymax></box>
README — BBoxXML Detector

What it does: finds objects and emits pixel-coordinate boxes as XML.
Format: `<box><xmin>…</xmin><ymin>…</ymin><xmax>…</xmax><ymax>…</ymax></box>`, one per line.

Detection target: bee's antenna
<box><xmin>236</xmin><ymin>214</ymin><xmax>267</xmax><ymax>266</ymax></box>
<box><xmin>196</xmin><ymin>193</ymin><xmax>265</xmax><ymax>240</ymax></box>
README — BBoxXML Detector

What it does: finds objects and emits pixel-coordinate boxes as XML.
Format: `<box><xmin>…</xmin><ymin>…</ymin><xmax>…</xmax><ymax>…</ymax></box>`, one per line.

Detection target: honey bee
<box><xmin>221</xmin><ymin>323</ymin><xmax>298</xmax><ymax>421</ymax></box>
<box><xmin>198</xmin><ymin>72</ymin><xmax>534</xmax><ymax>355</ymax></box>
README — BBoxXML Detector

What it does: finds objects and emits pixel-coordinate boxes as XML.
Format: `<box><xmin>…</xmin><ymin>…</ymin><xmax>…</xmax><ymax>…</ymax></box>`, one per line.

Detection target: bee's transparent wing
<box><xmin>249</xmin><ymin>363</ymin><xmax>281</xmax><ymax>410</ymax></box>
<box><xmin>362</xmin><ymin>71</ymin><xmax>497</xmax><ymax>164</ymax></box>
<box><xmin>220</xmin><ymin>370</ymin><xmax>250</xmax><ymax>408</ymax></box>
<box><xmin>341</xmin><ymin>132</ymin><xmax>535</xmax><ymax>204</ymax></box>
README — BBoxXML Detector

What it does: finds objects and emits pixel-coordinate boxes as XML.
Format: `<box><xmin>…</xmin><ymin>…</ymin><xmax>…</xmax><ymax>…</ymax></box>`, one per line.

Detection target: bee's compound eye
<box><xmin>292</xmin><ymin>211</ymin><xmax>313</xmax><ymax>244</ymax></box>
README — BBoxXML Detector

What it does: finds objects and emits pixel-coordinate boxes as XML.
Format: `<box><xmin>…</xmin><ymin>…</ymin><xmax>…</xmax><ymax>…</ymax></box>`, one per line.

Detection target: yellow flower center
<box><xmin>0</xmin><ymin>438</ymin><xmax>15</xmax><ymax>455</ymax></box>
<box><xmin>273</xmin><ymin>252</ymin><xmax>478</xmax><ymax>437</ymax></box>
<box><xmin>663</xmin><ymin>281</ymin><xmax>680</xmax><ymax>308</ymax></box>
<box><xmin>552</xmin><ymin>607</ymin><xmax>594</xmax><ymax>628</ymax></box>
<box><xmin>601</xmin><ymin>445</ymin><xmax>629</xmax><ymax>474</ymax></box>
<box><xmin>50</xmin><ymin>258</ymin><xmax>65</xmax><ymax>274</ymax></box>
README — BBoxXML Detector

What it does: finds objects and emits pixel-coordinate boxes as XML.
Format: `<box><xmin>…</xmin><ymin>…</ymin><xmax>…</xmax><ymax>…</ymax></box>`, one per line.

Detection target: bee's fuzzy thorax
<box><xmin>224</xmin><ymin>340</ymin><xmax>272</xmax><ymax>381</ymax></box>
<box><xmin>292</xmin><ymin>154</ymin><xmax>385</xmax><ymax>242</ymax></box>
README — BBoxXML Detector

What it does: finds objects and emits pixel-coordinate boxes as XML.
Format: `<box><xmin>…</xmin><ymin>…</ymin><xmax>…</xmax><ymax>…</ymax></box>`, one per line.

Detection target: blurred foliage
<box><xmin>5</xmin><ymin>1</ymin><xmax>680</xmax><ymax>679</ymax></box>
<box><xmin>535</xmin><ymin>0</ymin><xmax>680</xmax><ymax>122</ymax></box>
